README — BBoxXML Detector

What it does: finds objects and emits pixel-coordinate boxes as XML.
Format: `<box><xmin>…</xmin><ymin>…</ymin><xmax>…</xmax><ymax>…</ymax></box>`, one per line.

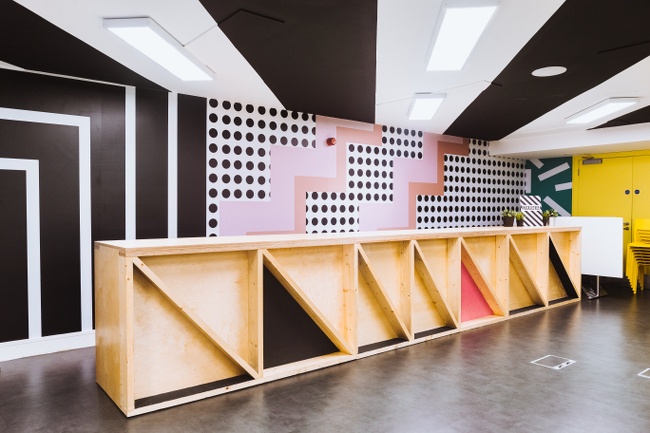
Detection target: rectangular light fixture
<box><xmin>427</xmin><ymin>0</ymin><xmax>498</xmax><ymax>71</ymax></box>
<box><xmin>566</xmin><ymin>98</ymin><xmax>639</xmax><ymax>124</ymax></box>
<box><xmin>408</xmin><ymin>93</ymin><xmax>446</xmax><ymax>120</ymax></box>
<box><xmin>104</xmin><ymin>17</ymin><xmax>213</xmax><ymax>81</ymax></box>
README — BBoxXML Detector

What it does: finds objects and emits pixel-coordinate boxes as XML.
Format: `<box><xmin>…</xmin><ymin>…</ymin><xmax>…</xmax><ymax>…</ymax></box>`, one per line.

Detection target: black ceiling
<box><xmin>2</xmin><ymin>0</ymin><xmax>650</xmax><ymax>141</ymax></box>
<box><xmin>199</xmin><ymin>0</ymin><xmax>378</xmax><ymax>124</ymax></box>
<box><xmin>0</xmin><ymin>1</ymin><xmax>162</xmax><ymax>90</ymax></box>
<box><xmin>445</xmin><ymin>0</ymin><xmax>650</xmax><ymax>141</ymax></box>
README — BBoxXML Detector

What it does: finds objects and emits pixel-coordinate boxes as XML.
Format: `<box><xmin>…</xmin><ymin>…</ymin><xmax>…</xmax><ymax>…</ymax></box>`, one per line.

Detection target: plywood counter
<box><xmin>94</xmin><ymin>226</ymin><xmax>581</xmax><ymax>416</ymax></box>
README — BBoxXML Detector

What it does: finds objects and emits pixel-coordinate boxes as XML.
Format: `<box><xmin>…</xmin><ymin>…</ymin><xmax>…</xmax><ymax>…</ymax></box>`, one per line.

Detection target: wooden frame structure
<box><xmin>94</xmin><ymin>226</ymin><xmax>581</xmax><ymax>416</ymax></box>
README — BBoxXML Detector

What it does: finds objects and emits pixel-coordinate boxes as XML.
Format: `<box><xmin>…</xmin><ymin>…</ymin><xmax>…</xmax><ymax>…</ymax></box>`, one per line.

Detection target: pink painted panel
<box><xmin>460</xmin><ymin>263</ymin><xmax>493</xmax><ymax>322</ymax></box>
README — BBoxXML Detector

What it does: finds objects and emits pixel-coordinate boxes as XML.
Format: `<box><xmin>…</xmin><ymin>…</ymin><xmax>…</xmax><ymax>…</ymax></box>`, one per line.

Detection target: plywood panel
<box><xmin>416</xmin><ymin>239</ymin><xmax>449</xmax><ymax>296</ymax></box>
<box><xmin>411</xmin><ymin>269</ymin><xmax>446</xmax><ymax>333</ymax></box>
<box><xmin>141</xmin><ymin>252</ymin><xmax>253</xmax><ymax>367</ymax></box>
<box><xmin>547</xmin><ymin>265</ymin><xmax>568</xmax><ymax>301</ymax></box>
<box><xmin>94</xmin><ymin>245</ymin><xmax>128</xmax><ymax>413</ymax></box>
<box><xmin>461</xmin><ymin>239</ymin><xmax>504</xmax><ymax>316</ymax></box>
<box><xmin>549</xmin><ymin>232</ymin><xmax>571</xmax><ymax>266</ymax></box>
<box><xmin>464</xmin><ymin>237</ymin><xmax>497</xmax><ymax>289</ymax></box>
<box><xmin>262</xmin><ymin>267</ymin><xmax>339</xmax><ymax>368</ymax></box>
<box><xmin>357</xmin><ymin>245</ymin><xmax>411</xmax><ymax>340</ymax></box>
<box><xmin>510</xmin><ymin>234</ymin><xmax>539</xmax><ymax>278</ymax></box>
<box><xmin>357</xmin><ymin>273</ymin><xmax>397</xmax><ymax>346</ymax></box>
<box><xmin>267</xmin><ymin>246</ymin><xmax>346</xmax><ymax>335</ymax></box>
<box><xmin>262</xmin><ymin>250</ymin><xmax>353</xmax><ymax>354</ymax></box>
<box><xmin>509</xmin><ymin>261</ymin><xmax>534</xmax><ymax>310</ymax></box>
<box><xmin>132</xmin><ymin>270</ymin><xmax>245</xmax><ymax>400</ymax></box>
<box><xmin>359</xmin><ymin>242</ymin><xmax>405</xmax><ymax>310</ymax></box>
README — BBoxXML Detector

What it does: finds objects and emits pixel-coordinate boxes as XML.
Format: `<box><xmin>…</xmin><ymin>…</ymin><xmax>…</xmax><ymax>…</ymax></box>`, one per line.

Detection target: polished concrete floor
<box><xmin>2</xmin><ymin>286</ymin><xmax>650</xmax><ymax>432</ymax></box>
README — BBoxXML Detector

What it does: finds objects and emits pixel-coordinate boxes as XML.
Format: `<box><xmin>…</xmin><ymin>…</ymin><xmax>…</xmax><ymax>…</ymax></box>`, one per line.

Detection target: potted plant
<box><xmin>542</xmin><ymin>209</ymin><xmax>559</xmax><ymax>226</ymax></box>
<box><xmin>515</xmin><ymin>211</ymin><xmax>525</xmax><ymax>227</ymax></box>
<box><xmin>502</xmin><ymin>209</ymin><xmax>516</xmax><ymax>227</ymax></box>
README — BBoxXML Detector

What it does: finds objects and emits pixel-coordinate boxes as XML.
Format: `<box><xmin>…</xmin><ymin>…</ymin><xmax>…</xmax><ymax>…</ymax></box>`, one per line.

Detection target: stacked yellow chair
<box><xmin>625</xmin><ymin>219</ymin><xmax>650</xmax><ymax>293</ymax></box>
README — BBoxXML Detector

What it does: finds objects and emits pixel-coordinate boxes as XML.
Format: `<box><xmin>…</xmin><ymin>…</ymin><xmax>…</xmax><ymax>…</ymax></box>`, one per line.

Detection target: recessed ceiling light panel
<box><xmin>426</xmin><ymin>0</ymin><xmax>499</xmax><ymax>71</ymax></box>
<box><xmin>531</xmin><ymin>66</ymin><xmax>567</xmax><ymax>77</ymax></box>
<box><xmin>566</xmin><ymin>97</ymin><xmax>639</xmax><ymax>124</ymax></box>
<box><xmin>408</xmin><ymin>93</ymin><xmax>446</xmax><ymax>120</ymax></box>
<box><xmin>104</xmin><ymin>17</ymin><xmax>213</xmax><ymax>81</ymax></box>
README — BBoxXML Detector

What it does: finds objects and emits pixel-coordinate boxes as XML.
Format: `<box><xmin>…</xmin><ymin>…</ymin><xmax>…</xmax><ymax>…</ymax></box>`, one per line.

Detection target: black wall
<box><xmin>178</xmin><ymin>94</ymin><xmax>207</xmax><ymax>237</ymax></box>
<box><xmin>0</xmin><ymin>69</ymin><xmax>180</xmax><ymax>341</ymax></box>
<box><xmin>136</xmin><ymin>88</ymin><xmax>169</xmax><ymax>239</ymax></box>
<box><xmin>0</xmin><ymin>170</ymin><xmax>28</xmax><ymax>342</ymax></box>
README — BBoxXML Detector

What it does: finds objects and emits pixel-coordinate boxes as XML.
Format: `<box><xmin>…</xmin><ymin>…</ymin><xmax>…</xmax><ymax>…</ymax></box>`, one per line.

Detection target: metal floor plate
<box><xmin>531</xmin><ymin>355</ymin><xmax>576</xmax><ymax>370</ymax></box>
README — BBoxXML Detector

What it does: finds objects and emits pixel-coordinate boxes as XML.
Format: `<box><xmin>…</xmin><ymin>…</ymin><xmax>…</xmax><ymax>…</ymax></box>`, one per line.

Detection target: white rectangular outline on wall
<box><xmin>125</xmin><ymin>86</ymin><xmax>136</xmax><ymax>240</ymax></box>
<box><xmin>0</xmin><ymin>158</ymin><xmax>42</xmax><ymax>338</ymax></box>
<box><xmin>168</xmin><ymin>92</ymin><xmax>178</xmax><ymax>238</ymax></box>
<box><xmin>0</xmin><ymin>107</ymin><xmax>92</xmax><ymax>334</ymax></box>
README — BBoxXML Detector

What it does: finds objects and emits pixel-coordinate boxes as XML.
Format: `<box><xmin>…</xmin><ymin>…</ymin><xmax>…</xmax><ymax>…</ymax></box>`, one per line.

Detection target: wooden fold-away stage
<box><xmin>94</xmin><ymin>226</ymin><xmax>581</xmax><ymax>416</ymax></box>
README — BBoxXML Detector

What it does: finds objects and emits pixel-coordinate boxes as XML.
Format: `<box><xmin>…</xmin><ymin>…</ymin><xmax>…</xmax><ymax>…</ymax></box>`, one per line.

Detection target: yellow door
<box><xmin>632</xmin><ymin>156</ymin><xmax>650</xmax><ymax>234</ymax></box>
<box><xmin>574</xmin><ymin>156</ymin><xmax>632</xmax><ymax>248</ymax></box>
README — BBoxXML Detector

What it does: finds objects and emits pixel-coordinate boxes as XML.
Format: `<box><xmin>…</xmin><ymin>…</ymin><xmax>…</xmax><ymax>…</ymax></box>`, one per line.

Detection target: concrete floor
<box><xmin>2</xmin><ymin>286</ymin><xmax>650</xmax><ymax>432</ymax></box>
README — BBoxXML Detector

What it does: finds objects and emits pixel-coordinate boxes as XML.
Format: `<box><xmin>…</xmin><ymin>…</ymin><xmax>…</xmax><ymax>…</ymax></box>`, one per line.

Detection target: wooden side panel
<box><xmin>141</xmin><ymin>252</ymin><xmax>253</xmax><ymax>367</ymax></box>
<box><xmin>536</xmin><ymin>233</ymin><xmax>550</xmax><ymax>300</ymax></box>
<box><xmin>460</xmin><ymin>239</ymin><xmax>504</xmax><ymax>316</ymax></box>
<box><xmin>549</xmin><ymin>232</ymin><xmax>581</xmax><ymax>299</ymax></box>
<box><xmin>495</xmin><ymin>236</ymin><xmax>509</xmax><ymax>313</ymax></box>
<box><xmin>360</xmin><ymin>242</ymin><xmax>406</xmax><ymax>318</ymax></box>
<box><xmin>342</xmin><ymin>245</ymin><xmax>358</xmax><ymax>352</ymax></box>
<box><xmin>267</xmin><ymin>246</ymin><xmax>346</xmax><ymax>338</ymax></box>
<box><xmin>411</xmin><ymin>269</ymin><xmax>447</xmax><ymax>333</ymax></box>
<box><xmin>547</xmin><ymin>265</ymin><xmax>568</xmax><ymax>301</ymax></box>
<box><xmin>94</xmin><ymin>245</ymin><xmax>129</xmax><ymax>414</ymax></box>
<box><xmin>567</xmin><ymin>231</ymin><xmax>582</xmax><ymax>292</ymax></box>
<box><xmin>509</xmin><ymin>236</ymin><xmax>546</xmax><ymax>308</ymax></box>
<box><xmin>511</xmin><ymin>234</ymin><xmax>539</xmax><ymax>279</ymax></box>
<box><xmin>416</xmin><ymin>239</ymin><xmax>450</xmax><ymax>298</ymax></box>
<box><xmin>509</xmin><ymin>261</ymin><xmax>535</xmax><ymax>310</ymax></box>
<box><xmin>463</xmin><ymin>237</ymin><xmax>497</xmax><ymax>289</ymax></box>
<box><xmin>262</xmin><ymin>249</ymin><xmax>353</xmax><ymax>354</ymax></box>
<box><xmin>248</xmin><ymin>250</ymin><xmax>263</xmax><ymax>372</ymax></box>
<box><xmin>447</xmin><ymin>238</ymin><xmax>462</xmax><ymax>322</ymax></box>
<box><xmin>132</xmin><ymin>269</ymin><xmax>245</xmax><ymax>400</ymax></box>
<box><xmin>357</xmin><ymin>272</ymin><xmax>398</xmax><ymax>346</ymax></box>
<box><xmin>357</xmin><ymin>245</ymin><xmax>411</xmax><ymax>340</ymax></box>
<box><xmin>413</xmin><ymin>241</ymin><xmax>457</xmax><ymax>330</ymax></box>
<box><xmin>550</xmin><ymin>232</ymin><xmax>571</xmax><ymax>266</ymax></box>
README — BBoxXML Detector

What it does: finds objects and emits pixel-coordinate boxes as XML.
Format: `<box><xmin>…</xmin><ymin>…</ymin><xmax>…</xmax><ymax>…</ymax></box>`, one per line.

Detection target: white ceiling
<box><xmin>11</xmin><ymin>0</ymin><xmax>650</xmax><ymax>158</ymax></box>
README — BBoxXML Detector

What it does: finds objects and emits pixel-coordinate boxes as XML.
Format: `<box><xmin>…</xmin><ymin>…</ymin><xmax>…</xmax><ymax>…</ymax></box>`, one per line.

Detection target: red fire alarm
<box><xmin>326</xmin><ymin>137</ymin><xmax>337</xmax><ymax>146</ymax></box>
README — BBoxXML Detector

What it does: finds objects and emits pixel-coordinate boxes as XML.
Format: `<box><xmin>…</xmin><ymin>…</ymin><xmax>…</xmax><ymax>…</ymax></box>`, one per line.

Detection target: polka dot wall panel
<box><xmin>345</xmin><ymin>143</ymin><xmax>394</xmax><ymax>203</ymax></box>
<box><xmin>306</xmin><ymin>192</ymin><xmax>360</xmax><ymax>234</ymax></box>
<box><xmin>206</xmin><ymin>99</ymin><xmax>316</xmax><ymax>236</ymax></box>
<box><xmin>381</xmin><ymin>125</ymin><xmax>423</xmax><ymax>160</ymax></box>
<box><xmin>416</xmin><ymin>139</ymin><xmax>526</xmax><ymax>229</ymax></box>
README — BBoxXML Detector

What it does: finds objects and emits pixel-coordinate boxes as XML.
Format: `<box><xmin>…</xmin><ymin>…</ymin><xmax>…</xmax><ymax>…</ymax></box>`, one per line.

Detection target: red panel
<box><xmin>461</xmin><ymin>263</ymin><xmax>493</xmax><ymax>322</ymax></box>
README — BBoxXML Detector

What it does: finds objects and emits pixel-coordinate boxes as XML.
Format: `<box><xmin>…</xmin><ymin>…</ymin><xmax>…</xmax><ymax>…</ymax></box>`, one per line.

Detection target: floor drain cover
<box><xmin>638</xmin><ymin>368</ymin><xmax>650</xmax><ymax>379</ymax></box>
<box><xmin>531</xmin><ymin>355</ymin><xmax>576</xmax><ymax>370</ymax></box>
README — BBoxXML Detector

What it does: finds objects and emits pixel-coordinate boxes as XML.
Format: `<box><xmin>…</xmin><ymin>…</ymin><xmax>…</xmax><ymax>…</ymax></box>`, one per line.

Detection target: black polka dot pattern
<box><xmin>346</xmin><ymin>143</ymin><xmax>394</xmax><ymax>203</ymax></box>
<box><xmin>381</xmin><ymin>125</ymin><xmax>424</xmax><ymax>159</ymax></box>
<box><xmin>206</xmin><ymin>99</ymin><xmax>317</xmax><ymax>235</ymax></box>
<box><xmin>306</xmin><ymin>192</ymin><xmax>360</xmax><ymax>234</ymax></box>
<box><xmin>416</xmin><ymin>139</ymin><xmax>527</xmax><ymax>229</ymax></box>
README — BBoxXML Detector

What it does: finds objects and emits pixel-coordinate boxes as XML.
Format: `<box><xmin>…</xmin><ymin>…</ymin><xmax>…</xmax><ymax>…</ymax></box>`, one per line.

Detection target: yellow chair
<box><xmin>625</xmin><ymin>219</ymin><xmax>650</xmax><ymax>293</ymax></box>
